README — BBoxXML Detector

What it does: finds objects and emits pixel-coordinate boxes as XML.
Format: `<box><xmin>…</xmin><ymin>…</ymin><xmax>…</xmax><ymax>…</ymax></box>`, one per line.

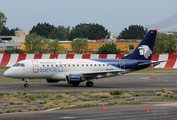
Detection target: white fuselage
<box><xmin>4</xmin><ymin>59</ymin><xmax>122</xmax><ymax>80</ymax></box>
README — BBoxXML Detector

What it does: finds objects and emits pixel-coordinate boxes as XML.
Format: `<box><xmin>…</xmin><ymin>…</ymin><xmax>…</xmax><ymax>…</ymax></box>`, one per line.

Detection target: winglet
<box><xmin>150</xmin><ymin>28</ymin><xmax>158</xmax><ymax>32</ymax></box>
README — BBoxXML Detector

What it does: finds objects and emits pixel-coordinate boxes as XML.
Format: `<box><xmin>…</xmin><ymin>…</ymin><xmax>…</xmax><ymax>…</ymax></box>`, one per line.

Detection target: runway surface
<box><xmin>0</xmin><ymin>73</ymin><xmax>177</xmax><ymax>93</ymax></box>
<box><xmin>0</xmin><ymin>104</ymin><xmax>177</xmax><ymax>120</ymax></box>
<box><xmin>0</xmin><ymin>73</ymin><xmax>177</xmax><ymax>119</ymax></box>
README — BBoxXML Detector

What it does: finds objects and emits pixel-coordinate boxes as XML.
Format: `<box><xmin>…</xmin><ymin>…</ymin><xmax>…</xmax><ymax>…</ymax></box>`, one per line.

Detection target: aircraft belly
<box><xmin>49</xmin><ymin>72</ymin><xmax>67</xmax><ymax>79</ymax></box>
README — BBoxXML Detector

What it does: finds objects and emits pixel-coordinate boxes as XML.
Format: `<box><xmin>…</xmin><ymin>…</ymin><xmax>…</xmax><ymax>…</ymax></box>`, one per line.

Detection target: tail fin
<box><xmin>122</xmin><ymin>29</ymin><xmax>157</xmax><ymax>60</ymax></box>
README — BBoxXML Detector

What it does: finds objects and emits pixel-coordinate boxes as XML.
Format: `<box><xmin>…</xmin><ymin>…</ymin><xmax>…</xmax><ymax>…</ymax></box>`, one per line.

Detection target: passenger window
<box><xmin>95</xmin><ymin>64</ymin><xmax>96</xmax><ymax>66</ymax></box>
<box><xmin>82</xmin><ymin>64</ymin><xmax>84</xmax><ymax>67</ymax></box>
<box><xmin>86</xmin><ymin>64</ymin><xmax>88</xmax><ymax>66</ymax></box>
<box><xmin>90</xmin><ymin>64</ymin><xmax>92</xmax><ymax>66</ymax></box>
<box><xmin>103</xmin><ymin>64</ymin><xmax>105</xmax><ymax>66</ymax></box>
<box><xmin>77</xmin><ymin>64</ymin><xmax>79</xmax><ymax>67</ymax></box>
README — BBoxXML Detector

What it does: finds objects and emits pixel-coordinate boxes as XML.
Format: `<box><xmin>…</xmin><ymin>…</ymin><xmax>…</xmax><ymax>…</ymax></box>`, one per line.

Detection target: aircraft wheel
<box><xmin>72</xmin><ymin>82</ymin><xmax>80</xmax><ymax>87</ymax></box>
<box><xmin>86</xmin><ymin>81</ymin><xmax>94</xmax><ymax>87</ymax></box>
<box><xmin>24</xmin><ymin>83</ymin><xmax>29</xmax><ymax>88</ymax></box>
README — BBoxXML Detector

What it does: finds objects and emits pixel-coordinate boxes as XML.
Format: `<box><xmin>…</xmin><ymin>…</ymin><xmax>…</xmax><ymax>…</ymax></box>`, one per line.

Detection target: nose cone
<box><xmin>3</xmin><ymin>69</ymin><xmax>12</xmax><ymax>77</ymax></box>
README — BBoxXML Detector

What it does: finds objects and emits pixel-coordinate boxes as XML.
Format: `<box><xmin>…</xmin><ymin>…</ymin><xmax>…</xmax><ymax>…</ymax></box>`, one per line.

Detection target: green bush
<box><xmin>110</xmin><ymin>90</ymin><xmax>122</xmax><ymax>95</ymax></box>
<box><xmin>4</xmin><ymin>49</ymin><xmax>24</xmax><ymax>54</ymax></box>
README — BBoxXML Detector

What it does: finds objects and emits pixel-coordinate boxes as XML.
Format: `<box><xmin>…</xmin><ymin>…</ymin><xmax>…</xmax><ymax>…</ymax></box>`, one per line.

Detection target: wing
<box><xmin>70</xmin><ymin>69</ymin><xmax>126</xmax><ymax>79</ymax></box>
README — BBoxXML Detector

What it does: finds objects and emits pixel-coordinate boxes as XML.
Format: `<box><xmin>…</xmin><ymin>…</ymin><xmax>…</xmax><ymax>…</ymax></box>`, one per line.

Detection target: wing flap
<box><xmin>81</xmin><ymin>70</ymin><xmax>125</xmax><ymax>78</ymax></box>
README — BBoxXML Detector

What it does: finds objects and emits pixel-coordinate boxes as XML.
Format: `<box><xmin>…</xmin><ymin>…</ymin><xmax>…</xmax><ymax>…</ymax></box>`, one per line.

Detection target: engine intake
<box><xmin>66</xmin><ymin>74</ymin><xmax>83</xmax><ymax>84</ymax></box>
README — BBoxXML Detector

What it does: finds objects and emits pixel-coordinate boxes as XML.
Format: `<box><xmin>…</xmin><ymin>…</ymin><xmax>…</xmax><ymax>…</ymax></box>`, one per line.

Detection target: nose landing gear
<box><xmin>24</xmin><ymin>83</ymin><xmax>29</xmax><ymax>88</ymax></box>
<box><xmin>23</xmin><ymin>78</ymin><xmax>29</xmax><ymax>88</ymax></box>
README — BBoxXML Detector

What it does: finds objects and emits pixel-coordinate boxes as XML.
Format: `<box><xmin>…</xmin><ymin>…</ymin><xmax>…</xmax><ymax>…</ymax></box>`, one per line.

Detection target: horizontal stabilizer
<box><xmin>138</xmin><ymin>60</ymin><xmax>167</xmax><ymax>66</ymax></box>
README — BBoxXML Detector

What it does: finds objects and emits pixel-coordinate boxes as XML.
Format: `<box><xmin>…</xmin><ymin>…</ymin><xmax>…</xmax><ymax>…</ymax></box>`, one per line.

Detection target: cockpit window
<box><xmin>13</xmin><ymin>63</ymin><xmax>25</xmax><ymax>67</ymax></box>
<box><xmin>20</xmin><ymin>63</ymin><xmax>25</xmax><ymax>67</ymax></box>
<box><xmin>13</xmin><ymin>63</ymin><xmax>20</xmax><ymax>67</ymax></box>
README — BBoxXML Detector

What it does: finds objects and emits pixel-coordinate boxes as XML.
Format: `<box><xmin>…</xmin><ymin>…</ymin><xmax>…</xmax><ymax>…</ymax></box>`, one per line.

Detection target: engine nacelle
<box><xmin>46</xmin><ymin>79</ymin><xmax>59</xmax><ymax>83</ymax></box>
<box><xmin>66</xmin><ymin>74</ymin><xmax>83</xmax><ymax>84</ymax></box>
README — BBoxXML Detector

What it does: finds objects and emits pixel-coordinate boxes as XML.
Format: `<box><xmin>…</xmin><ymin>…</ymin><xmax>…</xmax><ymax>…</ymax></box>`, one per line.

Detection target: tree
<box><xmin>4</xmin><ymin>49</ymin><xmax>23</xmax><ymax>54</ymax></box>
<box><xmin>119</xmin><ymin>25</ymin><xmax>146</xmax><ymax>39</ymax></box>
<box><xmin>25</xmin><ymin>33</ymin><xmax>61</xmax><ymax>54</ymax></box>
<box><xmin>66</xmin><ymin>26</ymin><xmax>71</xmax><ymax>40</ymax></box>
<box><xmin>69</xmin><ymin>23</ymin><xmax>108</xmax><ymax>40</ymax></box>
<box><xmin>0</xmin><ymin>26</ymin><xmax>15</xmax><ymax>36</ymax></box>
<box><xmin>37</xmin><ymin>37</ymin><xmax>50</xmax><ymax>53</ymax></box>
<box><xmin>0</xmin><ymin>12</ymin><xmax>7</xmax><ymax>33</ymax></box>
<box><xmin>71</xmin><ymin>38</ymin><xmax>88</xmax><ymax>54</ymax></box>
<box><xmin>48</xmin><ymin>39</ymin><xmax>60</xmax><ymax>54</ymax></box>
<box><xmin>153</xmin><ymin>33</ymin><xmax>176</xmax><ymax>54</ymax></box>
<box><xmin>30</xmin><ymin>23</ymin><xmax>56</xmax><ymax>38</ymax></box>
<box><xmin>165</xmin><ymin>34</ymin><xmax>176</xmax><ymax>54</ymax></box>
<box><xmin>25</xmin><ymin>33</ymin><xmax>43</xmax><ymax>53</ymax></box>
<box><xmin>49</xmin><ymin>26</ymin><xmax>69</xmax><ymax>40</ymax></box>
<box><xmin>96</xmin><ymin>43</ymin><xmax>120</xmax><ymax>54</ymax></box>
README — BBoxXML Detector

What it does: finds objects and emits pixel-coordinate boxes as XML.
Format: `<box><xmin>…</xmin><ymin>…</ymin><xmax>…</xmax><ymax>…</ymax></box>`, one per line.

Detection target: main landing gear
<box><xmin>72</xmin><ymin>82</ymin><xmax>80</xmax><ymax>87</ymax></box>
<box><xmin>72</xmin><ymin>81</ymin><xmax>94</xmax><ymax>87</ymax></box>
<box><xmin>23</xmin><ymin>78</ymin><xmax>29</xmax><ymax>88</ymax></box>
<box><xmin>86</xmin><ymin>81</ymin><xmax>94</xmax><ymax>87</ymax></box>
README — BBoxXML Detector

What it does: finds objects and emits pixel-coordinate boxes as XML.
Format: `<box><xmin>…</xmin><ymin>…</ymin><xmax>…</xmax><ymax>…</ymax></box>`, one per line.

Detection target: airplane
<box><xmin>3</xmin><ymin>28</ymin><xmax>162</xmax><ymax>88</ymax></box>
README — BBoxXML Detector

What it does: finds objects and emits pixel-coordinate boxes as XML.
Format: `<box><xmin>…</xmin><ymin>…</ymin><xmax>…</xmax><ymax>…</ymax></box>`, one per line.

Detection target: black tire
<box><xmin>24</xmin><ymin>83</ymin><xmax>29</xmax><ymax>88</ymax></box>
<box><xmin>86</xmin><ymin>81</ymin><xmax>94</xmax><ymax>87</ymax></box>
<box><xmin>66</xmin><ymin>76</ymin><xmax>70</xmax><ymax>84</ymax></box>
<box><xmin>73</xmin><ymin>82</ymin><xmax>80</xmax><ymax>87</ymax></box>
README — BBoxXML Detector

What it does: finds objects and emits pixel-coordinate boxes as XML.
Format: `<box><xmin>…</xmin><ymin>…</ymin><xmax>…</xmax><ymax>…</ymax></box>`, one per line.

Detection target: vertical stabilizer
<box><xmin>122</xmin><ymin>29</ymin><xmax>157</xmax><ymax>60</ymax></box>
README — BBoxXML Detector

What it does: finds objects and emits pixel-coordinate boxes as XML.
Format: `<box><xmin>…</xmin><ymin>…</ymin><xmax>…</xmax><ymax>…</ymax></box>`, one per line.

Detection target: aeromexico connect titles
<box><xmin>3</xmin><ymin>29</ymin><xmax>164</xmax><ymax>88</ymax></box>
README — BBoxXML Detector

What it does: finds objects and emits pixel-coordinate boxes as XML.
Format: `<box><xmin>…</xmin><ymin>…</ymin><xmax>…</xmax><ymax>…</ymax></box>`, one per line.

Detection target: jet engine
<box><xmin>66</xmin><ymin>74</ymin><xmax>84</xmax><ymax>84</ymax></box>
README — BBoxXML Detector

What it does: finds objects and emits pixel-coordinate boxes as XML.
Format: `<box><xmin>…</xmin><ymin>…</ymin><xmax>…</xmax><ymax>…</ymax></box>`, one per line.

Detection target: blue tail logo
<box><xmin>138</xmin><ymin>45</ymin><xmax>152</xmax><ymax>59</ymax></box>
<box><xmin>122</xmin><ymin>29</ymin><xmax>157</xmax><ymax>60</ymax></box>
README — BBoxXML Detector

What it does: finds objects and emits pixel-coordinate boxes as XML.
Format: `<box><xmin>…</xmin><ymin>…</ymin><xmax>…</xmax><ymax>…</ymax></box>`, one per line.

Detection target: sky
<box><xmin>1</xmin><ymin>0</ymin><xmax>177</xmax><ymax>33</ymax></box>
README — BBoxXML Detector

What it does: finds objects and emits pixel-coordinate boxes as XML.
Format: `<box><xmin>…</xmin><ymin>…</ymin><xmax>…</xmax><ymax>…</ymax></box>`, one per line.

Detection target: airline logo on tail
<box><xmin>138</xmin><ymin>45</ymin><xmax>152</xmax><ymax>59</ymax></box>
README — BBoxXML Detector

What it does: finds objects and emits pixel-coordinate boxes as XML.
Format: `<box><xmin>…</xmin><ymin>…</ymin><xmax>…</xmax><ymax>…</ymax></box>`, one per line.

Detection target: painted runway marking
<box><xmin>139</xmin><ymin>77</ymin><xmax>159</xmax><ymax>80</ymax></box>
<box><xmin>60</xmin><ymin>116</ymin><xmax>76</xmax><ymax>119</ymax></box>
<box><xmin>154</xmin><ymin>103</ymin><xmax>177</xmax><ymax>107</ymax></box>
<box><xmin>164</xmin><ymin>80</ymin><xmax>177</xmax><ymax>82</ymax></box>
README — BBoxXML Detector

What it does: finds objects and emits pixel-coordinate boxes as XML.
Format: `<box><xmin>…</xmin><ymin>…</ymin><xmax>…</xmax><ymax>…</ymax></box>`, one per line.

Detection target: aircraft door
<box><xmin>118</xmin><ymin>59</ymin><xmax>125</xmax><ymax>69</ymax></box>
<box><xmin>32</xmin><ymin>60</ymin><xmax>39</xmax><ymax>73</ymax></box>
